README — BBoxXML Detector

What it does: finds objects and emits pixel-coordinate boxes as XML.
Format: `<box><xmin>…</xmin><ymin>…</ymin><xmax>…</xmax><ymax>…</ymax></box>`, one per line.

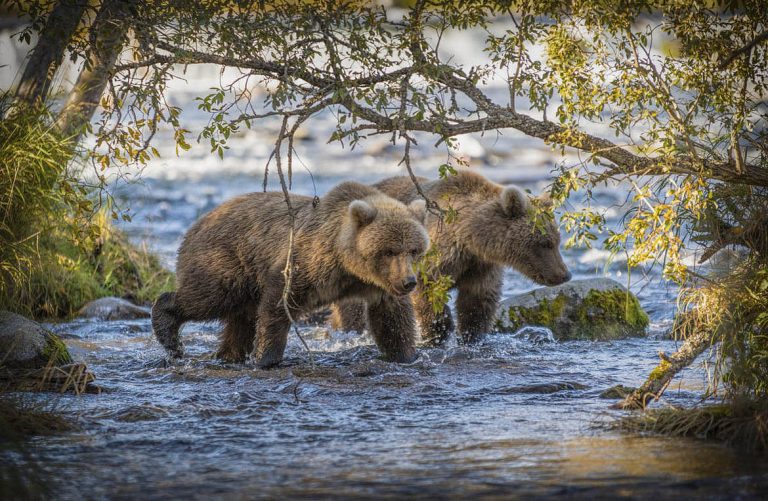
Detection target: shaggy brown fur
<box><xmin>331</xmin><ymin>170</ymin><xmax>571</xmax><ymax>345</ymax></box>
<box><xmin>152</xmin><ymin>182</ymin><xmax>429</xmax><ymax>368</ymax></box>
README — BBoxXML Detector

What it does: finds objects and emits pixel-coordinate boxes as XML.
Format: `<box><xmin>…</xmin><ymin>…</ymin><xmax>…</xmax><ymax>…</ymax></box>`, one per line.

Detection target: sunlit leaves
<box><xmin>13</xmin><ymin>0</ymin><xmax>763</xmax><ymax>289</ymax></box>
<box><xmin>413</xmin><ymin>247</ymin><xmax>454</xmax><ymax>314</ymax></box>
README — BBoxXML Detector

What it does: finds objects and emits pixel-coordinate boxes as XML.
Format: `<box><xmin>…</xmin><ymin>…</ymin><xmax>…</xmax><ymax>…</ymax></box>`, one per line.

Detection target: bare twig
<box><xmin>273</xmin><ymin>115</ymin><xmax>315</xmax><ymax>368</ymax></box>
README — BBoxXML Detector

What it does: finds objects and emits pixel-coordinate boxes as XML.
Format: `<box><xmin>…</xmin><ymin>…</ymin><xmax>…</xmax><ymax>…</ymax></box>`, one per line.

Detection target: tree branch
<box><xmin>719</xmin><ymin>31</ymin><xmax>768</xmax><ymax>69</ymax></box>
<box><xmin>111</xmin><ymin>41</ymin><xmax>768</xmax><ymax>189</ymax></box>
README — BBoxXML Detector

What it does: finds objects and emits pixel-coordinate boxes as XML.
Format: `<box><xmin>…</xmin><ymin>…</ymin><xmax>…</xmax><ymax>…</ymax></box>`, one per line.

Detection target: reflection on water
<box><xmin>7</xmin><ymin>317</ymin><xmax>763</xmax><ymax>498</ymax></box>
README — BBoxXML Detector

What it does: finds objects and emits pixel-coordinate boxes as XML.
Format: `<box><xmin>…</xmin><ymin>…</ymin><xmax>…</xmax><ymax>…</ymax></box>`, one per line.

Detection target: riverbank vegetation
<box><xmin>0</xmin><ymin>393</ymin><xmax>73</xmax><ymax>498</ymax></box>
<box><xmin>3</xmin><ymin>0</ymin><xmax>767</xmax><ymax>449</ymax></box>
<box><xmin>0</xmin><ymin>105</ymin><xmax>173</xmax><ymax>318</ymax></box>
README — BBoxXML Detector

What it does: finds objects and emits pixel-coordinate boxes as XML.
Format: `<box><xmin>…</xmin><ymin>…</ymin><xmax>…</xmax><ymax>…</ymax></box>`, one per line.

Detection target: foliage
<box><xmin>0</xmin><ymin>104</ymin><xmax>83</xmax><ymax>286</ymax></box>
<box><xmin>1</xmin><ymin>209</ymin><xmax>174</xmax><ymax>318</ymax></box>
<box><xmin>20</xmin><ymin>0</ymin><xmax>756</xmax><ymax>283</ymax></box>
<box><xmin>0</xmin><ymin>105</ymin><xmax>173</xmax><ymax>318</ymax></box>
<box><xmin>614</xmin><ymin>398</ymin><xmax>768</xmax><ymax>451</ymax></box>
<box><xmin>413</xmin><ymin>247</ymin><xmax>454</xmax><ymax>314</ymax></box>
<box><xmin>678</xmin><ymin>256</ymin><xmax>768</xmax><ymax>400</ymax></box>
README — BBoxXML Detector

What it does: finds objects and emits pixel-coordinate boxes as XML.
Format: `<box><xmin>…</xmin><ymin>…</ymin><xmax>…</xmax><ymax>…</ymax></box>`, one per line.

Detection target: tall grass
<box><xmin>619</xmin><ymin>195</ymin><xmax>768</xmax><ymax>449</ymax></box>
<box><xmin>0</xmin><ymin>104</ymin><xmax>173</xmax><ymax>318</ymax></box>
<box><xmin>678</xmin><ymin>258</ymin><xmax>768</xmax><ymax>399</ymax></box>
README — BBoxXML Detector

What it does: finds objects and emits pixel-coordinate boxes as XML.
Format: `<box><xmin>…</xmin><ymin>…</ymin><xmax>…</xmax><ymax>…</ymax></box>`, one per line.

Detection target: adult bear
<box><xmin>331</xmin><ymin>170</ymin><xmax>571</xmax><ymax>346</ymax></box>
<box><xmin>152</xmin><ymin>181</ymin><xmax>429</xmax><ymax>368</ymax></box>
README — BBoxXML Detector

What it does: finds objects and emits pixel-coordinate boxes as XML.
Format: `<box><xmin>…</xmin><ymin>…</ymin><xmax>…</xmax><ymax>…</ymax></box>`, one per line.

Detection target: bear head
<box><xmin>460</xmin><ymin>186</ymin><xmax>571</xmax><ymax>286</ymax></box>
<box><xmin>339</xmin><ymin>195</ymin><xmax>430</xmax><ymax>296</ymax></box>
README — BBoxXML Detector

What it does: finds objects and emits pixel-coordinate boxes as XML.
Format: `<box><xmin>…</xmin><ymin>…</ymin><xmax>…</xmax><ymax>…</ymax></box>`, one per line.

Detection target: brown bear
<box><xmin>151</xmin><ymin>181</ymin><xmax>429</xmax><ymax>368</ymax></box>
<box><xmin>331</xmin><ymin>170</ymin><xmax>571</xmax><ymax>346</ymax></box>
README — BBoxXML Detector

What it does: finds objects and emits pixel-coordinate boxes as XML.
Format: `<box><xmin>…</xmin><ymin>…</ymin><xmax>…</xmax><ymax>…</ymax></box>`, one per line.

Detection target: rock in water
<box><xmin>496</xmin><ymin>278</ymin><xmax>649</xmax><ymax>341</ymax></box>
<box><xmin>77</xmin><ymin>297</ymin><xmax>150</xmax><ymax>320</ymax></box>
<box><xmin>0</xmin><ymin>311</ymin><xmax>72</xmax><ymax>369</ymax></box>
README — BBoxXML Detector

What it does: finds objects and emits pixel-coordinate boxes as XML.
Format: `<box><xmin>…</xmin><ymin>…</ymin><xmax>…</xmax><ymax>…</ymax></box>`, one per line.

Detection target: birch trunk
<box><xmin>55</xmin><ymin>0</ymin><xmax>133</xmax><ymax>141</ymax></box>
<box><xmin>15</xmin><ymin>0</ymin><xmax>89</xmax><ymax>106</ymax></box>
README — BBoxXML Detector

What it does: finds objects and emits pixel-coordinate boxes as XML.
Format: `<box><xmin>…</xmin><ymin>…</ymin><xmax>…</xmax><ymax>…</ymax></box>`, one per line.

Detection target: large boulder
<box><xmin>0</xmin><ymin>311</ymin><xmax>72</xmax><ymax>369</ymax></box>
<box><xmin>496</xmin><ymin>278</ymin><xmax>649</xmax><ymax>341</ymax></box>
<box><xmin>77</xmin><ymin>296</ymin><xmax>150</xmax><ymax>320</ymax></box>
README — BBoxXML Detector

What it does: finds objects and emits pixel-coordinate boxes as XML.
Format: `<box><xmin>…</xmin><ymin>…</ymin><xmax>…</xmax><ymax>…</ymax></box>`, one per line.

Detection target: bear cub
<box><xmin>152</xmin><ymin>181</ymin><xmax>429</xmax><ymax>368</ymax></box>
<box><xmin>331</xmin><ymin>170</ymin><xmax>571</xmax><ymax>346</ymax></box>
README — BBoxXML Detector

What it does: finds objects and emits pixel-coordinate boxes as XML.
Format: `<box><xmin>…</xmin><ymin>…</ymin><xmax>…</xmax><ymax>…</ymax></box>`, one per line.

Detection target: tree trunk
<box><xmin>14</xmin><ymin>0</ymin><xmax>90</xmax><ymax>107</ymax></box>
<box><xmin>55</xmin><ymin>0</ymin><xmax>134</xmax><ymax>140</ymax></box>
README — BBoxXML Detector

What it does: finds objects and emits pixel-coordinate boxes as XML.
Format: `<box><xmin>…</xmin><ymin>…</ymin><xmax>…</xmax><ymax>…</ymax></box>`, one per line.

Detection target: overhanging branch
<box><xmin>113</xmin><ymin>44</ymin><xmax>768</xmax><ymax>188</ymax></box>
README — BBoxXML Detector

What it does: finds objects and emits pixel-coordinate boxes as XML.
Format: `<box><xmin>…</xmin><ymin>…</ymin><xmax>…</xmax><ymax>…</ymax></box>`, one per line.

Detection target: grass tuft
<box><xmin>0</xmin><ymin>102</ymin><xmax>173</xmax><ymax>318</ymax></box>
<box><xmin>614</xmin><ymin>398</ymin><xmax>768</xmax><ymax>451</ymax></box>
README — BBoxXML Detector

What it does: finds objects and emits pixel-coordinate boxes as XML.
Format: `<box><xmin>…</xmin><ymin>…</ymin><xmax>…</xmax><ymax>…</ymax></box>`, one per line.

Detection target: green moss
<box><xmin>567</xmin><ymin>288</ymin><xmax>649</xmax><ymax>340</ymax></box>
<box><xmin>501</xmin><ymin>287</ymin><xmax>649</xmax><ymax>341</ymax></box>
<box><xmin>507</xmin><ymin>294</ymin><xmax>568</xmax><ymax>331</ymax></box>
<box><xmin>648</xmin><ymin>359</ymin><xmax>672</xmax><ymax>381</ymax></box>
<box><xmin>41</xmin><ymin>334</ymin><xmax>72</xmax><ymax>366</ymax></box>
<box><xmin>581</xmin><ymin>289</ymin><xmax>649</xmax><ymax>329</ymax></box>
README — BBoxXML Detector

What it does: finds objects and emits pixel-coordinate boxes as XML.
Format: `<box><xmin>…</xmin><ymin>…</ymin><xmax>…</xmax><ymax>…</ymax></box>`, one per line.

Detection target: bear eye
<box><xmin>384</xmin><ymin>250</ymin><xmax>397</xmax><ymax>257</ymax></box>
<box><xmin>410</xmin><ymin>249</ymin><xmax>421</xmax><ymax>257</ymax></box>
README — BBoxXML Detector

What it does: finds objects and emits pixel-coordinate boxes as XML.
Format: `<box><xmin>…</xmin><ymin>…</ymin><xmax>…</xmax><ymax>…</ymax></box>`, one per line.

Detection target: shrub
<box><xmin>0</xmin><ymin>104</ymin><xmax>173</xmax><ymax>318</ymax></box>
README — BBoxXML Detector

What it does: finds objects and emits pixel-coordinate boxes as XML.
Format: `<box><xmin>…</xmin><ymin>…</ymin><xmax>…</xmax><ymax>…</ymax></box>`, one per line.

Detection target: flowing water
<box><xmin>3</xmin><ymin>21</ymin><xmax>768</xmax><ymax>499</ymax></box>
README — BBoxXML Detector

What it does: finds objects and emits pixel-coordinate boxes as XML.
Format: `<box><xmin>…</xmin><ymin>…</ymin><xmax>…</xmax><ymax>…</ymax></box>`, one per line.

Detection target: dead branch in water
<box><xmin>614</xmin><ymin>328</ymin><xmax>710</xmax><ymax>410</ymax></box>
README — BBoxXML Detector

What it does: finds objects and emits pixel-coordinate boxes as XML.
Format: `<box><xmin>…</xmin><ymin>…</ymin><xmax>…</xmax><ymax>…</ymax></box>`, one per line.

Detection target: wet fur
<box><xmin>331</xmin><ymin>170</ymin><xmax>570</xmax><ymax>345</ymax></box>
<box><xmin>152</xmin><ymin>182</ymin><xmax>429</xmax><ymax>368</ymax></box>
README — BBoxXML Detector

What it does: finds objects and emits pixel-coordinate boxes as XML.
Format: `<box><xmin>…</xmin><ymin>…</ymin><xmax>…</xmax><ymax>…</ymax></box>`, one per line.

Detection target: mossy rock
<box><xmin>496</xmin><ymin>278</ymin><xmax>649</xmax><ymax>341</ymax></box>
<box><xmin>0</xmin><ymin>311</ymin><xmax>72</xmax><ymax>369</ymax></box>
<box><xmin>599</xmin><ymin>384</ymin><xmax>636</xmax><ymax>399</ymax></box>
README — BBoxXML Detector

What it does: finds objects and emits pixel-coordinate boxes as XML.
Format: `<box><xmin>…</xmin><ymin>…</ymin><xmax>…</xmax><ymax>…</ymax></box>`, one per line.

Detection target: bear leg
<box><xmin>412</xmin><ymin>285</ymin><xmax>455</xmax><ymax>347</ymax></box>
<box><xmin>152</xmin><ymin>292</ymin><xmax>185</xmax><ymax>358</ymax></box>
<box><xmin>366</xmin><ymin>294</ymin><xmax>418</xmax><ymax>363</ymax></box>
<box><xmin>455</xmin><ymin>269</ymin><xmax>502</xmax><ymax>344</ymax></box>
<box><xmin>329</xmin><ymin>300</ymin><xmax>368</xmax><ymax>332</ymax></box>
<box><xmin>251</xmin><ymin>300</ymin><xmax>291</xmax><ymax>369</ymax></box>
<box><xmin>216</xmin><ymin>311</ymin><xmax>256</xmax><ymax>363</ymax></box>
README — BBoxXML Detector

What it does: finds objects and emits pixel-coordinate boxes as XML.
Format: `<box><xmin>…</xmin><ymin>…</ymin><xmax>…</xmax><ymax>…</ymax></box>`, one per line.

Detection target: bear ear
<box><xmin>348</xmin><ymin>200</ymin><xmax>378</xmax><ymax>226</ymax></box>
<box><xmin>538</xmin><ymin>191</ymin><xmax>554</xmax><ymax>209</ymax></box>
<box><xmin>408</xmin><ymin>199</ymin><xmax>427</xmax><ymax>224</ymax></box>
<box><xmin>500</xmin><ymin>186</ymin><xmax>529</xmax><ymax>217</ymax></box>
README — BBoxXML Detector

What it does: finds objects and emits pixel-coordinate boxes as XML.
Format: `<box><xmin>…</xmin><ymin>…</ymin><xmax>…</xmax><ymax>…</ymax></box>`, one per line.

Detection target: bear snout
<box><xmin>403</xmin><ymin>276</ymin><xmax>418</xmax><ymax>292</ymax></box>
<box><xmin>546</xmin><ymin>269</ymin><xmax>572</xmax><ymax>285</ymax></box>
